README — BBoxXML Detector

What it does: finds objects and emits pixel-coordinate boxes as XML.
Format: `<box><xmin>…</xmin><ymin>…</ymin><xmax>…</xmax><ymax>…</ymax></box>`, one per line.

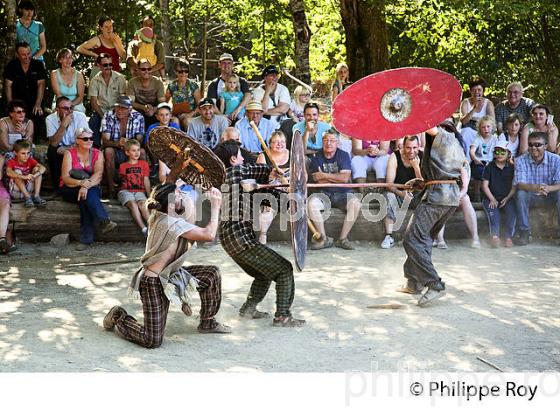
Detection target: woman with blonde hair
<box><xmin>331</xmin><ymin>63</ymin><xmax>352</xmax><ymax>100</ymax></box>
<box><xmin>288</xmin><ymin>85</ymin><xmax>311</xmax><ymax>122</ymax></box>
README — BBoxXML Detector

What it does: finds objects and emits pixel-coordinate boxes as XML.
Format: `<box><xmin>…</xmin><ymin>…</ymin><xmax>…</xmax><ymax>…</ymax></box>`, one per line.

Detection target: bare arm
<box><xmin>90</xmin><ymin>96</ymin><xmax>104</xmax><ymax>117</ymax></box>
<box><xmin>50</xmin><ymin>70</ymin><xmax>61</xmax><ymax>97</ymax></box>
<box><xmin>35</xmin><ymin>31</ymin><xmax>47</xmax><ymax>59</ymax></box>
<box><xmin>519</xmin><ymin>126</ymin><xmax>529</xmax><ymax>154</ymax></box>
<box><xmin>73</xmin><ymin>71</ymin><xmax>86</xmax><ymax>106</ymax></box>
<box><xmin>312</xmin><ymin>169</ymin><xmax>351</xmax><ymax>184</ymax></box>
<box><xmin>0</xmin><ymin>122</ymin><xmax>9</xmax><ymax>152</ymax></box>
<box><xmin>4</xmin><ymin>79</ymin><xmax>13</xmax><ymax>102</ymax></box>
<box><xmin>180</xmin><ymin>189</ymin><xmax>221</xmax><ymax>242</ymax></box>
<box><xmin>76</xmin><ymin>37</ymin><xmax>101</xmax><ymax>58</ymax></box>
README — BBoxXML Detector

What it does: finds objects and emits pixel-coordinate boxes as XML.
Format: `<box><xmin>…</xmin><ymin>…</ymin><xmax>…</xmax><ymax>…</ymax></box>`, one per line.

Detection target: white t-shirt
<box><xmin>46</xmin><ymin>111</ymin><xmax>89</xmax><ymax>147</ymax></box>
<box><xmin>252</xmin><ymin>83</ymin><xmax>291</xmax><ymax>126</ymax></box>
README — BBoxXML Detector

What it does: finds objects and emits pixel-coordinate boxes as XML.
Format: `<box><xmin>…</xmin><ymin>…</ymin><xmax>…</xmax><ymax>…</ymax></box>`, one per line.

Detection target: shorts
<box><xmin>310</xmin><ymin>191</ymin><xmax>357</xmax><ymax>212</ymax></box>
<box><xmin>118</xmin><ymin>190</ymin><xmax>148</xmax><ymax>206</ymax></box>
<box><xmin>8</xmin><ymin>170</ymin><xmax>35</xmax><ymax>199</ymax></box>
<box><xmin>351</xmin><ymin>154</ymin><xmax>389</xmax><ymax>179</ymax></box>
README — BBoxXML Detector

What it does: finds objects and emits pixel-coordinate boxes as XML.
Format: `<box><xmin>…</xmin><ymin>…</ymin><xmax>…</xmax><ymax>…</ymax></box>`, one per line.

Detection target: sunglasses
<box><xmin>102</xmin><ymin>63</ymin><xmax>113</xmax><ymax>68</ymax></box>
<box><xmin>12</xmin><ymin>109</ymin><xmax>25</xmax><ymax>114</ymax></box>
<box><xmin>176</xmin><ymin>70</ymin><xmax>188</xmax><ymax>74</ymax></box>
<box><xmin>78</xmin><ymin>137</ymin><xmax>94</xmax><ymax>142</ymax></box>
<box><xmin>528</xmin><ymin>142</ymin><xmax>545</xmax><ymax>148</ymax></box>
<box><xmin>140</xmin><ymin>67</ymin><xmax>151</xmax><ymax>71</ymax></box>
<box><xmin>494</xmin><ymin>149</ymin><xmax>508</xmax><ymax>155</ymax></box>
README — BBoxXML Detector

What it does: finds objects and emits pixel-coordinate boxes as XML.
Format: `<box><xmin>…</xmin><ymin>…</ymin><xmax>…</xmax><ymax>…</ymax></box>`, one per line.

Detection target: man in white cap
<box><xmin>187</xmin><ymin>98</ymin><xmax>228</xmax><ymax>149</ymax></box>
<box><xmin>234</xmin><ymin>100</ymin><xmax>276</xmax><ymax>153</ymax></box>
<box><xmin>207</xmin><ymin>53</ymin><xmax>251</xmax><ymax>118</ymax></box>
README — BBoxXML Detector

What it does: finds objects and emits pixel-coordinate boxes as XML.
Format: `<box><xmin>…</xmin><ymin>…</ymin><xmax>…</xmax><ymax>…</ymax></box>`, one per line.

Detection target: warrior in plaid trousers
<box><xmin>214</xmin><ymin>141</ymin><xmax>305</xmax><ymax>327</ymax></box>
<box><xmin>103</xmin><ymin>183</ymin><xmax>231</xmax><ymax>348</ymax></box>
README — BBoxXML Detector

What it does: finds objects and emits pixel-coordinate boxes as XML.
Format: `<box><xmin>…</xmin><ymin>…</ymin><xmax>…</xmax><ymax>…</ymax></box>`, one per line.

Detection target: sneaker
<box><xmin>272</xmin><ymin>315</ymin><xmax>306</xmax><ymax>327</ymax></box>
<box><xmin>471</xmin><ymin>239</ymin><xmax>481</xmax><ymax>249</ymax></box>
<box><xmin>239</xmin><ymin>303</ymin><xmax>270</xmax><ymax>319</ymax></box>
<box><xmin>513</xmin><ymin>230</ymin><xmax>530</xmax><ymax>246</ymax></box>
<box><xmin>24</xmin><ymin>197</ymin><xmax>34</xmax><ymax>208</ymax></box>
<box><xmin>141</xmin><ymin>227</ymin><xmax>148</xmax><ymax>237</ymax></box>
<box><xmin>75</xmin><ymin>243</ymin><xmax>90</xmax><ymax>251</ymax></box>
<box><xmin>417</xmin><ymin>287</ymin><xmax>446</xmax><ymax>306</ymax></box>
<box><xmin>490</xmin><ymin>236</ymin><xmax>500</xmax><ymax>248</ymax></box>
<box><xmin>380</xmin><ymin>235</ymin><xmax>395</xmax><ymax>249</ymax></box>
<box><xmin>198</xmin><ymin>322</ymin><xmax>232</xmax><ymax>334</ymax></box>
<box><xmin>103</xmin><ymin>306</ymin><xmax>126</xmax><ymax>330</ymax></box>
<box><xmin>100</xmin><ymin>220</ymin><xmax>117</xmax><ymax>234</ymax></box>
<box><xmin>32</xmin><ymin>196</ymin><xmax>47</xmax><ymax>207</ymax></box>
<box><xmin>436</xmin><ymin>240</ymin><xmax>448</xmax><ymax>249</ymax></box>
<box><xmin>181</xmin><ymin>303</ymin><xmax>192</xmax><ymax>317</ymax></box>
<box><xmin>335</xmin><ymin>237</ymin><xmax>355</xmax><ymax>250</ymax></box>
<box><xmin>396</xmin><ymin>279</ymin><xmax>423</xmax><ymax>294</ymax></box>
<box><xmin>310</xmin><ymin>236</ymin><xmax>334</xmax><ymax>250</ymax></box>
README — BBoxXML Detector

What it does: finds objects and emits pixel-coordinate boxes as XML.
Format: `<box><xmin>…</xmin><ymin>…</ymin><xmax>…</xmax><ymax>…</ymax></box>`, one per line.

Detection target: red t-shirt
<box><xmin>118</xmin><ymin>160</ymin><xmax>150</xmax><ymax>192</ymax></box>
<box><xmin>6</xmin><ymin>157</ymin><xmax>38</xmax><ymax>175</ymax></box>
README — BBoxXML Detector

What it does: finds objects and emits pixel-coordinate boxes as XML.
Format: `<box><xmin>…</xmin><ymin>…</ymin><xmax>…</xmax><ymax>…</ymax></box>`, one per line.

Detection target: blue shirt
<box><xmin>16</xmin><ymin>20</ymin><xmax>45</xmax><ymax>61</ymax></box>
<box><xmin>235</xmin><ymin>117</ymin><xmax>276</xmax><ymax>153</ymax></box>
<box><xmin>292</xmin><ymin>121</ymin><xmax>331</xmax><ymax>151</ymax></box>
<box><xmin>309</xmin><ymin>149</ymin><xmax>352</xmax><ymax>194</ymax></box>
<box><xmin>514</xmin><ymin>151</ymin><xmax>560</xmax><ymax>187</ymax></box>
<box><xmin>145</xmin><ymin>122</ymin><xmax>181</xmax><ymax>144</ymax></box>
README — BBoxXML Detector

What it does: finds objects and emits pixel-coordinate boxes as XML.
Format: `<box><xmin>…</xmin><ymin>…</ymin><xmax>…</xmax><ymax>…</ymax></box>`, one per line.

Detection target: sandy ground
<box><xmin>1</xmin><ymin>239</ymin><xmax>559</xmax><ymax>373</ymax></box>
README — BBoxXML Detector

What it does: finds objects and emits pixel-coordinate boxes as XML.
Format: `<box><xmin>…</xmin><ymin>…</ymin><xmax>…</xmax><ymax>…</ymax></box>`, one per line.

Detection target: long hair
<box><xmin>146</xmin><ymin>183</ymin><xmax>176</xmax><ymax>214</ymax></box>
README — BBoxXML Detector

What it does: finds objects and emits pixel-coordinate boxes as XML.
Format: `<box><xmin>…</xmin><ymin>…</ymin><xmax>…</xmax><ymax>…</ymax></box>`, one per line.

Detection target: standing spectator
<box><xmin>219</xmin><ymin>74</ymin><xmax>245</xmax><ymax>122</ymax></box>
<box><xmin>101</xmin><ymin>96</ymin><xmax>145</xmax><ymax>198</ymax></box>
<box><xmin>519</xmin><ymin>104</ymin><xmax>558</xmax><ymax>155</ymax></box>
<box><xmin>292</xmin><ymin>101</ymin><xmax>331</xmax><ymax>156</ymax></box>
<box><xmin>498</xmin><ymin>113</ymin><xmax>522</xmax><ymax>158</ymax></box>
<box><xmin>513</xmin><ymin>132</ymin><xmax>560</xmax><ymax>246</ymax></box>
<box><xmin>15</xmin><ymin>1</ymin><xmax>46</xmax><ymax>62</ymax></box>
<box><xmin>308</xmin><ymin>130</ymin><xmax>362</xmax><ymax>250</ymax></box>
<box><xmin>235</xmin><ymin>101</ymin><xmax>276</xmax><ymax>153</ymax></box>
<box><xmin>126</xmin><ymin>16</ymin><xmax>165</xmax><ymax>77</ymax></box>
<box><xmin>165</xmin><ymin>59</ymin><xmax>201</xmax><ymax>130</ymax></box>
<box><xmin>469</xmin><ymin>116</ymin><xmax>505</xmax><ymax>202</ymax></box>
<box><xmin>187</xmin><ymin>98</ymin><xmax>228</xmax><ymax>149</ymax></box>
<box><xmin>46</xmin><ymin>97</ymin><xmax>89</xmax><ymax>194</ymax></box>
<box><xmin>287</xmin><ymin>85</ymin><xmax>310</xmax><ymax>123</ymax></box>
<box><xmin>77</xmin><ymin>16</ymin><xmax>126</xmax><ymax>74</ymax></box>
<box><xmin>481</xmin><ymin>141</ymin><xmax>516</xmax><ymax>248</ymax></box>
<box><xmin>0</xmin><ymin>100</ymin><xmax>33</xmax><ymax>159</ymax></box>
<box><xmin>459</xmin><ymin>77</ymin><xmax>495</xmax><ymax>156</ymax></box>
<box><xmin>331</xmin><ymin>62</ymin><xmax>352</xmax><ymax>101</ymax></box>
<box><xmin>61</xmin><ymin>128</ymin><xmax>117</xmax><ymax>251</ymax></box>
<box><xmin>252</xmin><ymin>65</ymin><xmax>290</xmax><ymax>127</ymax></box>
<box><xmin>118</xmin><ymin>140</ymin><xmax>151</xmax><ymax>236</ymax></box>
<box><xmin>495</xmin><ymin>82</ymin><xmax>534</xmax><ymax>134</ymax></box>
<box><xmin>50</xmin><ymin>48</ymin><xmax>86</xmax><ymax>113</ymax></box>
<box><xmin>88</xmin><ymin>53</ymin><xmax>127</xmax><ymax>147</ymax></box>
<box><xmin>127</xmin><ymin>59</ymin><xmax>166</xmax><ymax>127</ymax></box>
<box><xmin>207</xmin><ymin>53</ymin><xmax>251</xmax><ymax>116</ymax></box>
<box><xmin>4</xmin><ymin>42</ymin><xmax>46</xmax><ymax>140</ymax></box>
<box><xmin>5</xmin><ymin>139</ymin><xmax>46</xmax><ymax>207</ymax></box>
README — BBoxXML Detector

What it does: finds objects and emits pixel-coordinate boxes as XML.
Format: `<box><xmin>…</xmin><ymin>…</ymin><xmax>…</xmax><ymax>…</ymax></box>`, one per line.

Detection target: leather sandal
<box><xmin>272</xmin><ymin>315</ymin><xmax>306</xmax><ymax>327</ymax></box>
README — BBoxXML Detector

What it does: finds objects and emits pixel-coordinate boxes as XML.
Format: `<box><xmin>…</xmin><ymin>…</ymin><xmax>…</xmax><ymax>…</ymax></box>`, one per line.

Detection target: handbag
<box><xmin>69</xmin><ymin>168</ymin><xmax>91</xmax><ymax>180</ymax></box>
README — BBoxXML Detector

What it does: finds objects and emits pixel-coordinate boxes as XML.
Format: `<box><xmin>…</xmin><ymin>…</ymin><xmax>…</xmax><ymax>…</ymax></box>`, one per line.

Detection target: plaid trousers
<box><xmin>228</xmin><ymin>244</ymin><xmax>295</xmax><ymax>317</ymax></box>
<box><xmin>115</xmin><ymin>265</ymin><xmax>222</xmax><ymax>348</ymax></box>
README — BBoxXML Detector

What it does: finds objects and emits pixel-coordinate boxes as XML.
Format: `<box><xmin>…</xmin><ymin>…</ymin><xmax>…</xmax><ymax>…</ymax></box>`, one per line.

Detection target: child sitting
<box><xmin>145</xmin><ymin>102</ymin><xmax>181</xmax><ymax>144</ymax></box>
<box><xmin>288</xmin><ymin>85</ymin><xmax>310</xmax><ymax>122</ymax></box>
<box><xmin>481</xmin><ymin>141</ymin><xmax>516</xmax><ymax>247</ymax></box>
<box><xmin>118</xmin><ymin>139</ymin><xmax>151</xmax><ymax>236</ymax></box>
<box><xmin>469</xmin><ymin>116</ymin><xmax>505</xmax><ymax>202</ymax></box>
<box><xmin>219</xmin><ymin>74</ymin><xmax>245</xmax><ymax>122</ymax></box>
<box><xmin>5</xmin><ymin>139</ymin><xmax>46</xmax><ymax>208</ymax></box>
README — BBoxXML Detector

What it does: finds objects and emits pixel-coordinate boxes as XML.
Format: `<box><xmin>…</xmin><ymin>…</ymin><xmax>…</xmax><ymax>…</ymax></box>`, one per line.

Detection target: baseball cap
<box><xmin>246</xmin><ymin>101</ymin><xmax>264</xmax><ymax>111</ymax></box>
<box><xmin>219</xmin><ymin>53</ymin><xmax>234</xmax><ymax>62</ymax></box>
<box><xmin>198</xmin><ymin>98</ymin><xmax>214</xmax><ymax>108</ymax></box>
<box><xmin>156</xmin><ymin>102</ymin><xmax>172</xmax><ymax>111</ymax></box>
<box><xmin>261</xmin><ymin>65</ymin><xmax>280</xmax><ymax>78</ymax></box>
<box><xmin>114</xmin><ymin>95</ymin><xmax>133</xmax><ymax>108</ymax></box>
<box><xmin>494</xmin><ymin>140</ymin><xmax>511</xmax><ymax>153</ymax></box>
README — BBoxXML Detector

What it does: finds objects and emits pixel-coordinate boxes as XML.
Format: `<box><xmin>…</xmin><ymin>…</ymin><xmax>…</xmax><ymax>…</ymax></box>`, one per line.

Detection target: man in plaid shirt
<box><xmin>214</xmin><ymin>141</ymin><xmax>305</xmax><ymax>327</ymax></box>
<box><xmin>513</xmin><ymin>131</ymin><xmax>560</xmax><ymax>245</ymax></box>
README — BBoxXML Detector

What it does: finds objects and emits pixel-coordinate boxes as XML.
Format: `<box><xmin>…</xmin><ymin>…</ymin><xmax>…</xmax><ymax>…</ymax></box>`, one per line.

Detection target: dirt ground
<box><xmin>1</xmin><ymin>239</ymin><xmax>559</xmax><ymax>373</ymax></box>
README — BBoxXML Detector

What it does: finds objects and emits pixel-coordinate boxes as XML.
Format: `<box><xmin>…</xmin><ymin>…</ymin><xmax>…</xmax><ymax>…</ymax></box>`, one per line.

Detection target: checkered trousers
<box><xmin>115</xmin><ymin>265</ymin><xmax>222</xmax><ymax>348</ymax></box>
<box><xmin>227</xmin><ymin>243</ymin><xmax>295</xmax><ymax>317</ymax></box>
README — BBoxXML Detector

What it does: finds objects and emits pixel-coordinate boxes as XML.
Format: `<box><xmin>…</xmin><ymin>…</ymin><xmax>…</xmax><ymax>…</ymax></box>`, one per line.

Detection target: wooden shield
<box><xmin>332</xmin><ymin>67</ymin><xmax>462</xmax><ymax>141</ymax></box>
<box><xmin>289</xmin><ymin>132</ymin><xmax>308</xmax><ymax>272</ymax></box>
<box><xmin>148</xmin><ymin>126</ymin><xmax>225</xmax><ymax>190</ymax></box>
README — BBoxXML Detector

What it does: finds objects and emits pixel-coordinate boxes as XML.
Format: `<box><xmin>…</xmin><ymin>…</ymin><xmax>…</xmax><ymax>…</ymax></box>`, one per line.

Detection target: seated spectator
<box><xmin>258</xmin><ymin>131</ymin><xmax>290</xmax><ymax>244</ymax></box>
<box><xmin>307</xmin><ymin>130</ymin><xmax>362</xmax><ymax>250</ymax></box>
<box><xmin>61</xmin><ymin>128</ymin><xmax>117</xmax><ymax>251</ymax></box>
<box><xmin>380</xmin><ymin>135</ymin><xmax>423</xmax><ymax>249</ymax></box>
<box><xmin>235</xmin><ymin>101</ymin><xmax>276</xmax><ymax>153</ymax></box>
<box><xmin>145</xmin><ymin>102</ymin><xmax>181</xmax><ymax>144</ymax></box>
<box><xmin>495</xmin><ymin>82</ymin><xmax>534</xmax><ymax>134</ymax></box>
<box><xmin>126</xmin><ymin>16</ymin><xmax>165</xmax><ymax>77</ymax></box>
<box><xmin>459</xmin><ymin>77</ymin><xmax>495</xmax><ymax>156</ymax></box>
<box><xmin>220</xmin><ymin>74</ymin><xmax>245</xmax><ymax>122</ymax></box>
<box><xmin>16</xmin><ymin>1</ymin><xmax>46</xmax><ymax>62</ymax></box>
<box><xmin>469</xmin><ymin>115</ymin><xmax>505</xmax><ymax>202</ymax></box>
<box><xmin>292</xmin><ymin>101</ymin><xmax>331</xmax><ymax>156</ymax></box>
<box><xmin>498</xmin><ymin>113</ymin><xmax>522</xmax><ymax>159</ymax></box>
<box><xmin>88</xmin><ymin>53</ymin><xmax>127</xmax><ymax>147</ymax></box>
<box><xmin>220</xmin><ymin>127</ymin><xmax>265</xmax><ymax>165</ymax></box>
<box><xmin>0</xmin><ymin>160</ymin><xmax>16</xmax><ymax>254</ymax></box>
<box><xmin>331</xmin><ymin>63</ymin><xmax>352</xmax><ymax>101</ymax></box>
<box><xmin>50</xmin><ymin>48</ymin><xmax>86</xmax><ymax>113</ymax></box>
<box><xmin>481</xmin><ymin>141</ymin><xmax>516</xmax><ymax>248</ymax></box>
<box><xmin>0</xmin><ymin>100</ymin><xmax>33</xmax><ymax>160</ymax></box>
<box><xmin>5</xmin><ymin>139</ymin><xmax>46</xmax><ymax>207</ymax></box>
<box><xmin>46</xmin><ymin>96</ymin><xmax>89</xmax><ymax>194</ymax></box>
<box><xmin>101</xmin><ymin>95</ymin><xmax>145</xmax><ymax>198</ymax></box>
<box><xmin>519</xmin><ymin>104</ymin><xmax>558</xmax><ymax>154</ymax></box>
<box><xmin>118</xmin><ymin>140</ymin><xmax>151</xmax><ymax>236</ymax></box>
<box><xmin>165</xmin><ymin>59</ymin><xmax>201</xmax><ymax>130</ymax></box>
<box><xmin>351</xmin><ymin>137</ymin><xmax>391</xmax><ymax>192</ymax></box>
<box><xmin>513</xmin><ymin>131</ymin><xmax>560</xmax><ymax>246</ymax></box>
<box><xmin>127</xmin><ymin>58</ymin><xmax>166</xmax><ymax>127</ymax></box>
<box><xmin>4</xmin><ymin>41</ymin><xmax>47</xmax><ymax>140</ymax></box>
<box><xmin>187</xmin><ymin>98</ymin><xmax>228</xmax><ymax>149</ymax></box>
<box><xmin>252</xmin><ymin>65</ymin><xmax>290</xmax><ymax>127</ymax></box>
<box><xmin>288</xmin><ymin>85</ymin><xmax>311</xmax><ymax>123</ymax></box>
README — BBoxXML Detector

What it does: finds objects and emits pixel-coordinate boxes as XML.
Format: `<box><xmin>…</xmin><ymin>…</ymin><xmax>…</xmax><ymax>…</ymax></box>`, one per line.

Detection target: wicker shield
<box><xmin>289</xmin><ymin>132</ymin><xmax>308</xmax><ymax>272</ymax></box>
<box><xmin>147</xmin><ymin>126</ymin><xmax>225</xmax><ymax>190</ymax></box>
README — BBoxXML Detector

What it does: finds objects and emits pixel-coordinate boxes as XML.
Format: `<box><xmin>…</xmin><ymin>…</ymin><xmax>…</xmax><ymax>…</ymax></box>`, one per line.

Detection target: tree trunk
<box><xmin>2</xmin><ymin>0</ymin><xmax>18</xmax><ymax>89</ymax></box>
<box><xmin>159</xmin><ymin>0</ymin><xmax>172</xmax><ymax>74</ymax></box>
<box><xmin>339</xmin><ymin>0</ymin><xmax>389</xmax><ymax>80</ymax></box>
<box><xmin>288</xmin><ymin>0</ymin><xmax>312</xmax><ymax>84</ymax></box>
